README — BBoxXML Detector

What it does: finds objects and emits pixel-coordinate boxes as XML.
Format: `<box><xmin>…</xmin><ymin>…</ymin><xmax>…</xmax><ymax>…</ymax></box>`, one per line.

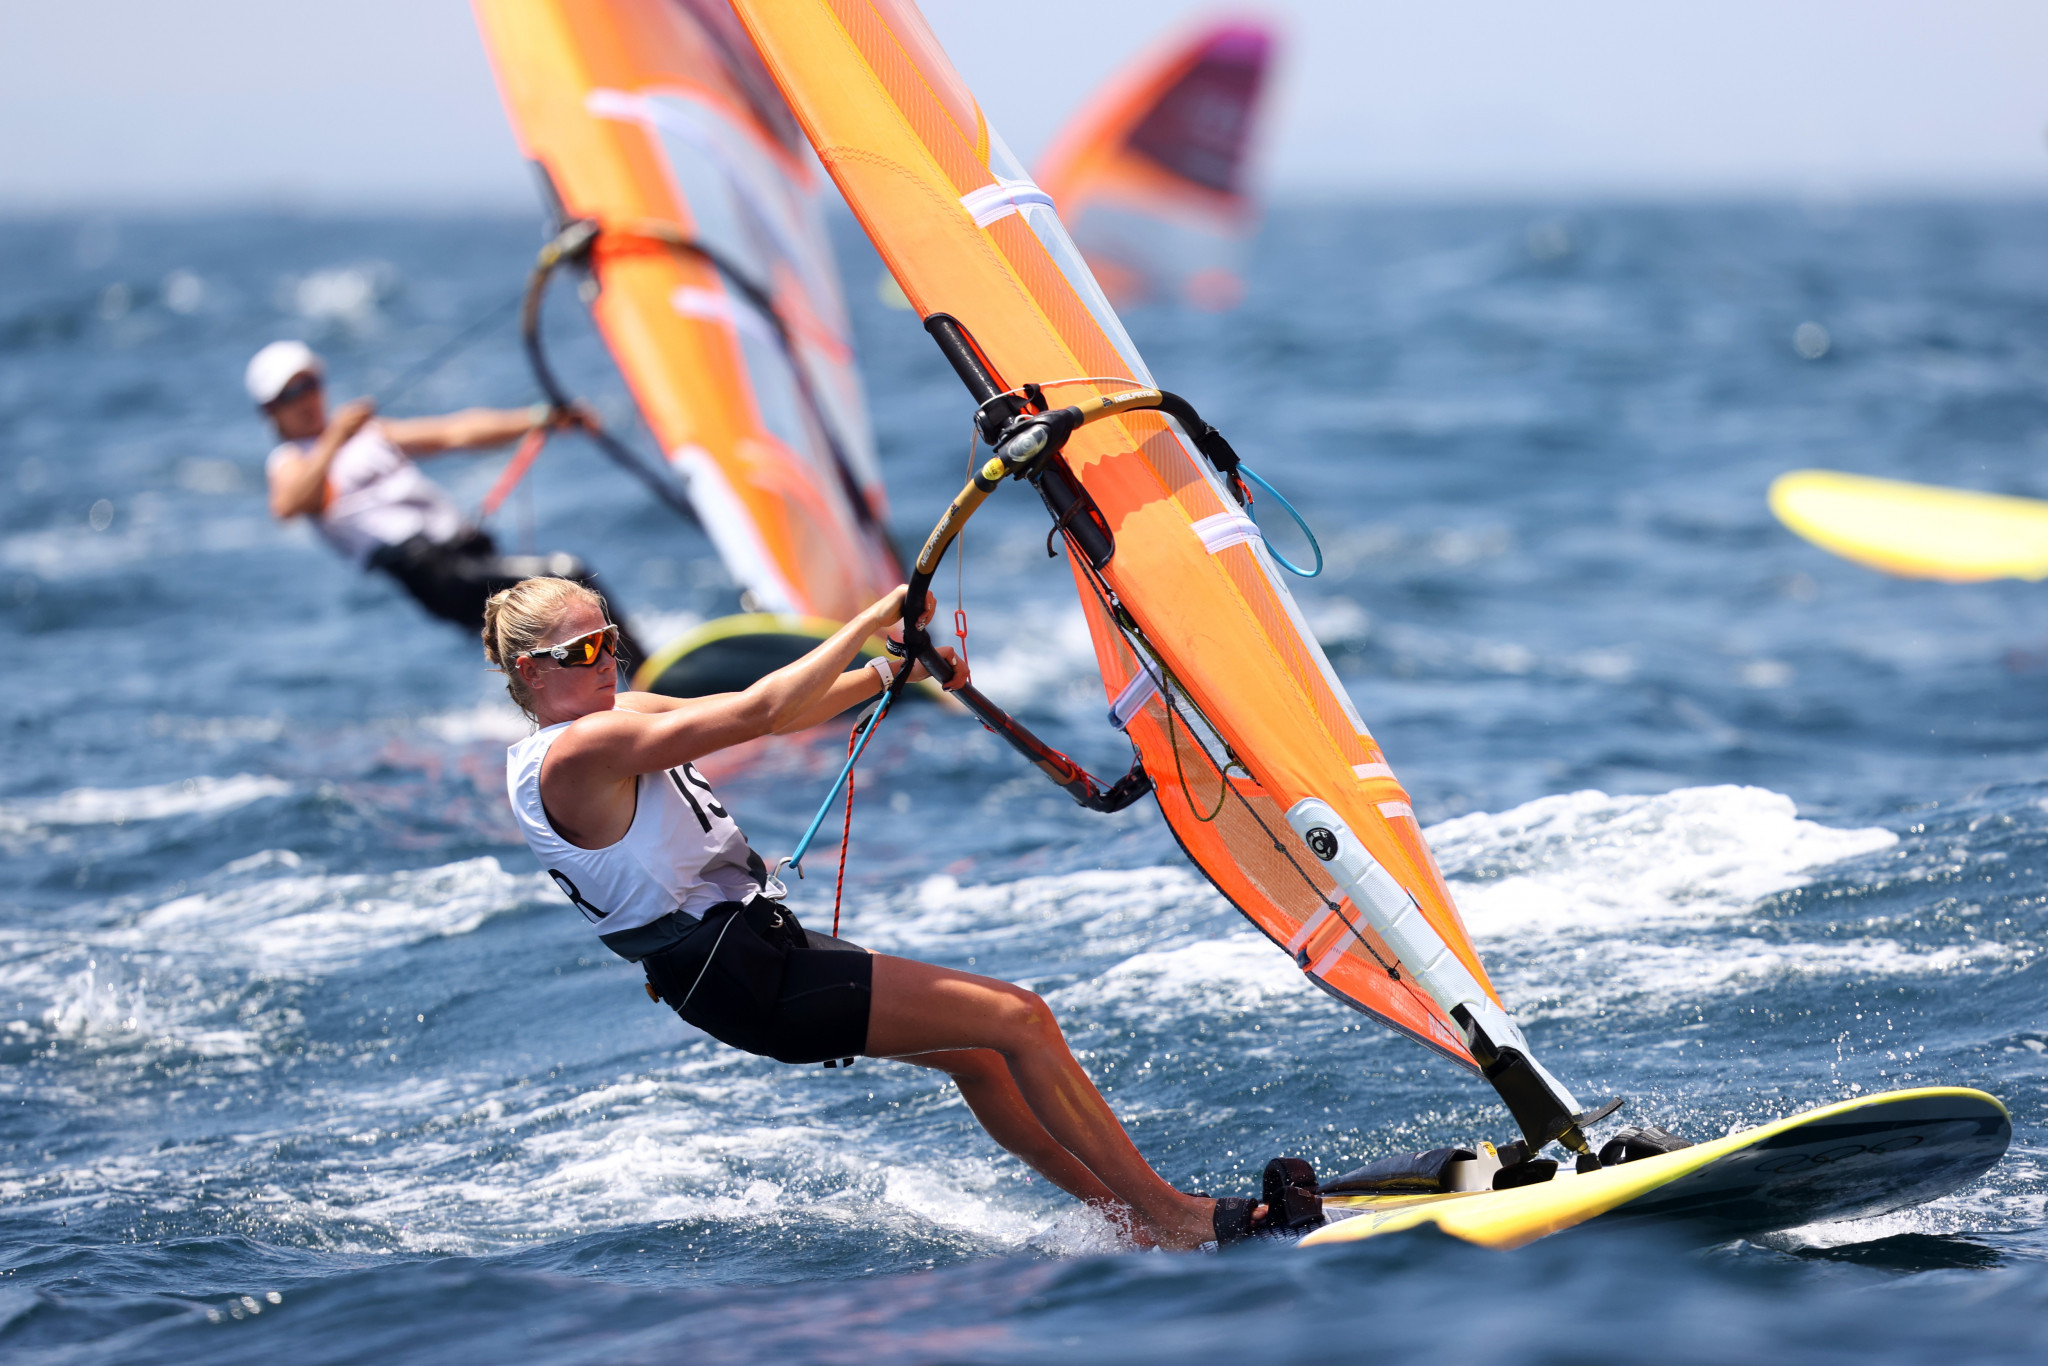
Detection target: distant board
<box><xmin>1771</xmin><ymin>469</ymin><xmax>2048</xmax><ymax>582</ymax></box>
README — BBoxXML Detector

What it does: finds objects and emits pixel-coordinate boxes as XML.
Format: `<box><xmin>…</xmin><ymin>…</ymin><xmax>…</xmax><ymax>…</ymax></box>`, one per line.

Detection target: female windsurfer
<box><xmin>486</xmin><ymin>575</ymin><xmax>1275</xmax><ymax>1250</ymax></box>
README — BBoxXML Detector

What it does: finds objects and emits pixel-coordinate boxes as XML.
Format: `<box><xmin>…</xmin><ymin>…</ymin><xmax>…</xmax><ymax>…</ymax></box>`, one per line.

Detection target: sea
<box><xmin>4</xmin><ymin>200</ymin><xmax>2048</xmax><ymax>1364</ymax></box>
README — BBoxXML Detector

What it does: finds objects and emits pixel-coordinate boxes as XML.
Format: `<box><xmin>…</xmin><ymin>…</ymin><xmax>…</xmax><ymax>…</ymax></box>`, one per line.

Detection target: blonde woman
<box><xmin>485</xmin><ymin>576</ymin><xmax>1282</xmax><ymax>1249</ymax></box>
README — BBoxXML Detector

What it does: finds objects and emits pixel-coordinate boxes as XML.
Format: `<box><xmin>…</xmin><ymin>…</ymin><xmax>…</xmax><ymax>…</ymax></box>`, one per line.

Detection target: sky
<box><xmin>1</xmin><ymin>0</ymin><xmax>2044</xmax><ymax>210</ymax></box>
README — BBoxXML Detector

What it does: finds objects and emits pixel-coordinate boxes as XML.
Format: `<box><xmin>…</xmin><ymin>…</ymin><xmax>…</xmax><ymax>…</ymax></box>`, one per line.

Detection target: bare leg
<box><xmin>866</xmin><ymin>955</ymin><xmax>1218</xmax><ymax>1250</ymax></box>
<box><xmin>895</xmin><ymin>1048</ymin><xmax>1122</xmax><ymax>1207</ymax></box>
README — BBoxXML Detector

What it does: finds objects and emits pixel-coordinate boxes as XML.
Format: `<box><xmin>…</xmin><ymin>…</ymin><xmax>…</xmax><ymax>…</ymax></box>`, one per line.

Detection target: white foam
<box><xmin>1056</xmin><ymin>934</ymin><xmax>1317</xmax><ymax>1022</ymax></box>
<box><xmin>1770</xmin><ymin>1173</ymin><xmax>2040</xmax><ymax>1247</ymax></box>
<box><xmin>1394</xmin><ymin>787</ymin><xmax>1994</xmax><ymax>1022</ymax></box>
<box><xmin>864</xmin><ymin>867</ymin><xmax>1228</xmax><ymax>961</ymax></box>
<box><xmin>25</xmin><ymin>954</ymin><xmax>265</xmax><ymax>1063</ymax></box>
<box><xmin>1427</xmin><ymin>786</ymin><xmax>1897</xmax><ymax>938</ymax></box>
<box><xmin>958</xmin><ymin>603</ymin><xmax>1101</xmax><ymax>710</ymax></box>
<box><xmin>1513</xmin><ymin>936</ymin><xmax>1999</xmax><ymax>1023</ymax></box>
<box><xmin>0</xmin><ymin>774</ymin><xmax>289</xmax><ymax>837</ymax></box>
<box><xmin>126</xmin><ymin>857</ymin><xmax>536</xmax><ymax>970</ymax></box>
<box><xmin>270</xmin><ymin>1064</ymin><xmax>1071</xmax><ymax>1256</ymax></box>
<box><xmin>631</xmin><ymin>609</ymin><xmax>707</xmax><ymax>657</ymax></box>
<box><xmin>416</xmin><ymin>700</ymin><xmax>532</xmax><ymax>746</ymax></box>
<box><xmin>0</xmin><ymin>782</ymin><xmax>1964</xmax><ymax>1259</ymax></box>
<box><xmin>0</xmin><ymin>854</ymin><xmax>543</xmax><ymax>1070</ymax></box>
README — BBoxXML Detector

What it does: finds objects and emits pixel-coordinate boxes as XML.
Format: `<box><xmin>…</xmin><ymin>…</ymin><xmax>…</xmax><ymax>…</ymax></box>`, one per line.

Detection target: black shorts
<box><xmin>641</xmin><ymin>900</ymin><xmax>872</xmax><ymax>1065</ymax></box>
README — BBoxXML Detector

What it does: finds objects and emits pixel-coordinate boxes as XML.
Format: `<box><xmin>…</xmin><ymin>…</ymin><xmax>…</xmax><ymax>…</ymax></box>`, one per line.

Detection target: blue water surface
<box><xmin>2</xmin><ymin>202</ymin><xmax>2047</xmax><ymax>1364</ymax></box>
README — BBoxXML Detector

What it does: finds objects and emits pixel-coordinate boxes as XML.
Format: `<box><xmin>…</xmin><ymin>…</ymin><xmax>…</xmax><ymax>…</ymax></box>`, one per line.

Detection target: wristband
<box><xmin>867</xmin><ymin>656</ymin><xmax>895</xmax><ymax>691</ymax></box>
<box><xmin>527</xmin><ymin>402</ymin><xmax>553</xmax><ymax>428</ymax></box>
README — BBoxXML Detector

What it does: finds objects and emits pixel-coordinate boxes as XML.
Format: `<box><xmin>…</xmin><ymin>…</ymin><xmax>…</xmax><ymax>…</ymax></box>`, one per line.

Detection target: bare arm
<box><xmin>550</xmin><ymin>590</ymin><xmax>912</xmax><ymax>789</ymax></box>
<box><xmin>611</xmin><ymin>645</ymin><xmax>964</xmax><ymax>735</ymax></box>
<box><xmin>385</xmin><ymin>402</ymin><xmax>595</xmax><ymax>457</ymax></box>
<box><xmin>382</xmin><ymin>406</ymin><xmax>542</xmax><ymax>457</ymax></box>
<box><xmin>768</xmin><ymin>645</ymin><xmax>968</xmax><ymax>733</ymax></box>
<box><xmin>268</xmin><ymin>399</ymin><xmax>374</xmax><ymax>520</ymax></box>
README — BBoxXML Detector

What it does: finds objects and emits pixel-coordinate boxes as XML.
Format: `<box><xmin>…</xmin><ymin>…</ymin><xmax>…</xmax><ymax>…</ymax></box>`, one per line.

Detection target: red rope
<box><xmin>831</xmin><ymin>721</ymin><xmax>859</xmax><ymax>937</ymax></box>
<box><xmin>480</xmin><ymin>427</ymin><xmax>548</xmax><ymax>519</ymax></box>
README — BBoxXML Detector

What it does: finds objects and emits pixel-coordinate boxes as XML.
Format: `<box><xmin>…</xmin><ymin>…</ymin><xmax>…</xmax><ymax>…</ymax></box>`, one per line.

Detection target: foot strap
<box><xmin>1211</xmin><ymin>1158</ymin><xmax>1327</xmax><ymax>1245</ymax></box>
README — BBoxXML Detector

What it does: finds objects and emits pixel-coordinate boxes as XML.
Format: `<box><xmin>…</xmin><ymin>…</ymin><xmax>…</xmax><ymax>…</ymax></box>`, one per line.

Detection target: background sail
<box><xmin>471</xmin><ymin>0</ymin><xmax>898</xmax><ymax>621</ymax></box>
<box><xmin>1036</xmin><ymin>17</ymin><xmax>1276</xmax><ymax>312</ymax></box>
<box><xmin>731</xmin><ymin>0</ymin><xmax>1493</xmax><ymax>1070</ymax></box>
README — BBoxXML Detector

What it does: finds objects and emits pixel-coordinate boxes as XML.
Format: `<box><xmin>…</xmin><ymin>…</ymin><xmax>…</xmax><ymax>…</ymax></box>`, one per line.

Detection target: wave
<box><xmin>0</xmin><ymin>773</ymin><xmax>289</xmax><ymax>837</ymax></box>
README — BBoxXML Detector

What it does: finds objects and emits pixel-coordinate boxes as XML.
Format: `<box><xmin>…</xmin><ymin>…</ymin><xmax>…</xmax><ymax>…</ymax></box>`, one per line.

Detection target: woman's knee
<box><xmin>987</xmin><ymin>984</ymin><xmax>1062</xmax><ymax>1049</ymax></box>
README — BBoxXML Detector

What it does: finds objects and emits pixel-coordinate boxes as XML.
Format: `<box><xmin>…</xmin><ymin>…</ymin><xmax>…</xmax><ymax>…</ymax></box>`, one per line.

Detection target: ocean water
<box><xmin>4</xmin><ymin>201</ymin><xmax>2048</xmax><ymax>1363</ymax></box>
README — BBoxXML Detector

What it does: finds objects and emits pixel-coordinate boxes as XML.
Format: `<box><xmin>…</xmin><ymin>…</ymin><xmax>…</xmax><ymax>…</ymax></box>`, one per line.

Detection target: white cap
<box><xmin>244</xmin><ymin>340</ymin><xmax>323</xmax><ymax>405</ymax></box>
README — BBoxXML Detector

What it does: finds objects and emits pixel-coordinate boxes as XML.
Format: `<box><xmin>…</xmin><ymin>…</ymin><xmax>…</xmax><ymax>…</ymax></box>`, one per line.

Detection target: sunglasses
<box><xmin>264</xmin><ymin>373</ymin><xmax>323</xmax><ymax>409</ymax></box>
<box><xmin>523</xmin><ymin>624</ymin><xmax>620</xmax><ymax>668</ymax></box>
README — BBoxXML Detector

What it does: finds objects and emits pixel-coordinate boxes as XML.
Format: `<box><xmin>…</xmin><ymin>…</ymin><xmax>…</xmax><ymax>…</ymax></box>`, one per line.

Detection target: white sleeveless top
<box><xmin>266</xmin><ymin>422</ymin><xmax>464</xmax><ymax>564</ymax></box>
<box><xmin>506</xmin><ymin>722</ymin><xmax>785</xmax><ymax>957</ymax></box>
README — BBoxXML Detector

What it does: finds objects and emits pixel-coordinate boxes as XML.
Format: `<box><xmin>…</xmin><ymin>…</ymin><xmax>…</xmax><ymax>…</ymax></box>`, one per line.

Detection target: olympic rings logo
<box><xmin>1753</xmin><ymin>1133</ymin><xmax>1925</xmax><ymax>1173</ymax></box>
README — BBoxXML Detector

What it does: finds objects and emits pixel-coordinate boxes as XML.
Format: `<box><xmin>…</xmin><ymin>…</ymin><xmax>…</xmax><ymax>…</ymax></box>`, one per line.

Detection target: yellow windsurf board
<box><xmin>1770</xmin><ymin>469</ymin><xmax>2048</xmax><ymax>582</ymax></box>
<box><xmin>1304</xmin><ymin>1086</ymin><xmax>2009</xmax><ymax>1251</ymax></box>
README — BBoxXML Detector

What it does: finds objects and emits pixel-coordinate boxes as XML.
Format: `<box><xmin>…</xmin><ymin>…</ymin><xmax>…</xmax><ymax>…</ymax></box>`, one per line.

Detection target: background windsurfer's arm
<box><xmin>267</xmin><ymin>399</ymin><xmax>373</xmax><ymax>519</ymax></box>
<box><xmin>384</xmin><ymin>403</ymin><xmax>594</xmax><ymax>457</ymax></box>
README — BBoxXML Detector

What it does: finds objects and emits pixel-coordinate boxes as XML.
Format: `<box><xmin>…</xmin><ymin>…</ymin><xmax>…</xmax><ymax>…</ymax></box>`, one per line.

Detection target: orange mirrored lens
<box><xmin>569</xmin><ymin>626</ymin><xmax>618</xmax><ymax>666</ymax></box>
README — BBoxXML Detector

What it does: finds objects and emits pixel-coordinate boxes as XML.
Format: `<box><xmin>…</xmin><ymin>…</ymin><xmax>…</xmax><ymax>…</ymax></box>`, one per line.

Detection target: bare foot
<box><xmin>1143</xmin><ymin>1195</ymin><xmax>1269</xmax><ymax>1251</ymax></box>
<box><xmin>1091</xmin><ymin>1199</ymin><xmax>1157</xmax><ymax>1250</ymax></box>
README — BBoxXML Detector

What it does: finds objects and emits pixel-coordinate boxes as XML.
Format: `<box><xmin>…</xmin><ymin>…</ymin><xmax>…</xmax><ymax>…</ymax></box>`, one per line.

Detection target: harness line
<box><xmin>477</xmin><ymin>425</ymin><xmax>550</xmax><ymax>520</ymax></box>
<box><xmin>371</xmin><ymin>289</ymin><xmax>524</xmax><ymax>411</ymax></box>
<box><xmin>831</xmin><ymin>723</ymin><xmax>860</xmax><ymax>937</ymax></box>
<box><xmin>783</xmin><ymin>689</ymin><xmax>893</xmax><ymax>879</ymax></box>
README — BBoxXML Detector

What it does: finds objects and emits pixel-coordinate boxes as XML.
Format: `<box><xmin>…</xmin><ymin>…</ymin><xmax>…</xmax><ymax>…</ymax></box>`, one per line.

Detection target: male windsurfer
<box><xmin>249</xmin><ymin>339</ymin><xmax>646</xmax><ymax>660</ymax></box>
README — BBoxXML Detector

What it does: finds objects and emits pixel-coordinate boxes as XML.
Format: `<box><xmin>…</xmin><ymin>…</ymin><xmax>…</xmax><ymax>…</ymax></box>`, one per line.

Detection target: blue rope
<box><xmin>786</xmin><ymin>691</ymin><xmax>893</xmax><ymax>875</ymax></box>
<box><xmin>1239</xmin><ymin>464</ymin><xmax>1323</xmax><ymax>578</ymax></box>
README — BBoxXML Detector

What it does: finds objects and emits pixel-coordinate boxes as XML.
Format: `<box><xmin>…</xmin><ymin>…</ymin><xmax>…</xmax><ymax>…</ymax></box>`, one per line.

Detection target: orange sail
<box><xmin>471</xmin><ymin>0</ymin><xmax>898</xmax><ymax>623</ymax></box>
<box><xmin>1036</xmin><ymin>17</ymin><xmax>1276</xmax><ymax>311</ymax></box>
<box><xmin>730</xmin><ymin>0</ymin><xmax>1600</xmax><ymax>1152</ymax></box>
